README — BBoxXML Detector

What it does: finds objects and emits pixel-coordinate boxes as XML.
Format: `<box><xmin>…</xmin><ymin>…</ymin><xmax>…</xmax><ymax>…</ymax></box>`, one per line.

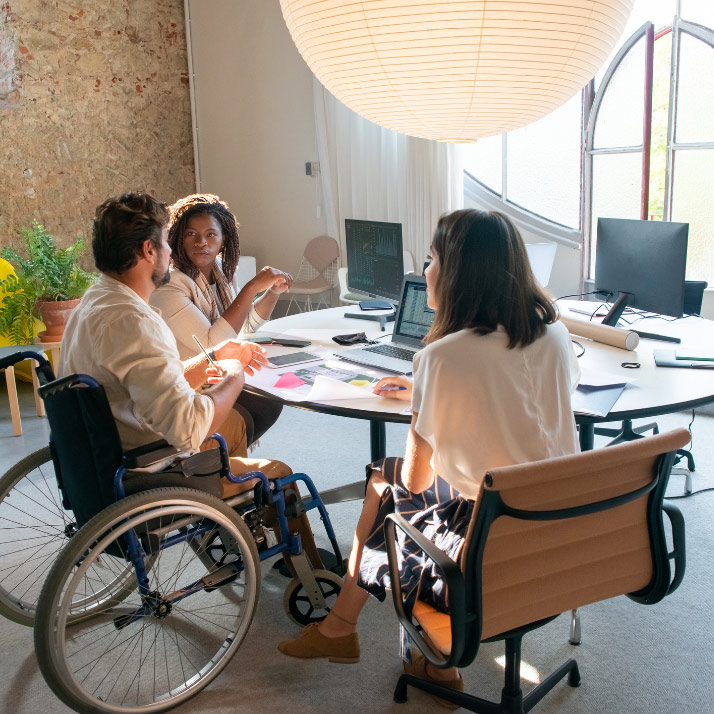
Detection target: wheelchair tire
<box><xmin>283</xmin><ymin>569</ymin><xmax>343</xmax><ymax>626</ymax></box>
<box><xmin>0</xmin><ymin>447</ymin><xmax>74</xmax><ymax>626</ymax></box>
<box><xmin>34</xmin><ymin>487</ymin><xmax>261</xmax><ymax>714</ymax></box>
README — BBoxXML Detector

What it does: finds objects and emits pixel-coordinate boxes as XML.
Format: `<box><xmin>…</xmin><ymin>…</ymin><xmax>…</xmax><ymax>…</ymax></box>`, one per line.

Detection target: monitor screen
<box><xmin>393</xmin><ymin>276</ymin><xmax>435</xmax><ymax>345</ymax></box>
<box><xmin>595</xmin><ymin>217</ymin><xmax>688</xmax><ymax>321</ymax></box>
<box><xmin>345</xmin><ymin>219</ymin><xmax>404</xmax><ymax>303</ymax></box>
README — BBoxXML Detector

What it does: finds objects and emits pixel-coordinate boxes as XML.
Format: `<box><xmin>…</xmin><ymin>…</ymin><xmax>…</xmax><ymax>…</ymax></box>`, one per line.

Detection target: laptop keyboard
<box><xmin>363</xmin><ymin>344</ymin><xmax>415</xmax><ymax>361</ymax></box>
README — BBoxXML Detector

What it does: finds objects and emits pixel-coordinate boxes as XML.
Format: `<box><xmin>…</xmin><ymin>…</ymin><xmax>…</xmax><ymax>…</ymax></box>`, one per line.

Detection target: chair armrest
<box><xmin>122</xmin><ymin>440</ymin><xmax>179</xmax><ymax>469</ymax></box>
<box><xmin>662</xmin><ymin>500</ymin><xmax>686</xmax><ymax>595</ymax></box>
<box><xmin>384</xmin><ymin>513</ymin><xmax>466</xmax><ymax>669</ymax></box>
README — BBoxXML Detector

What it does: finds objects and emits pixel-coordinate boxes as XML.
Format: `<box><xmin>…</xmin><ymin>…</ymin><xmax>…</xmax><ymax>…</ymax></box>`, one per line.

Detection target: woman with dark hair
<box><xmin>151</xmin><ymin>193</ymin><xmax>292</xmax><ymax>446</ymax></box>
<box><xmin>278</xmin><ymin>209</ymin><xmax>580</xmax><ymax>701</ymax></box>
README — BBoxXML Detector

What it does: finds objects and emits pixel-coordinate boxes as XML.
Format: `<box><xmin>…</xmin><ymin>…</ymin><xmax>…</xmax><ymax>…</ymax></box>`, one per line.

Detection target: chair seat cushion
<box><xmin>413</xmin><ymin>600</ymin><xmax>453</xmax><ymax>655</ymax></box>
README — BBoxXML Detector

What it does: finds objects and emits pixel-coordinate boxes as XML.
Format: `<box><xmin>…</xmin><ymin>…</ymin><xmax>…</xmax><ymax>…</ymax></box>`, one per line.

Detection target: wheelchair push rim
<box><xmin>34</xmin><ymin>488</ymin><xmax>260</xmax><ymax>714</ymax></box>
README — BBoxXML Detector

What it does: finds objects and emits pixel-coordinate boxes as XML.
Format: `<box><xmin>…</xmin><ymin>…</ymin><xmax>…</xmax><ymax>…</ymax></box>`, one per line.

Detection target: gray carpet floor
<box><xmin>0</xmin><ymin>380</ymin><xmax>712</xmax><ymax>714</ymax></box>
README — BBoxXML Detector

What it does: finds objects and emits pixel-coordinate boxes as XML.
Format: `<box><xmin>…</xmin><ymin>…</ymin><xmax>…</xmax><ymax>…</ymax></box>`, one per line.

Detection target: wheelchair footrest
<box><xmin>272</xmin><ymin>547</ymin><xmax>345</xmax><ymax>578</ymax></box>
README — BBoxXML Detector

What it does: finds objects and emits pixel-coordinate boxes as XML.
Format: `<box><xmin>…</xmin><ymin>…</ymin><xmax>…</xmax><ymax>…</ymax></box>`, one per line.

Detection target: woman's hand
<box><xmin>250</xmin><ymin>266</ymin><xmax>293</xmax><ymax>295</ymax></box>
<box><xmin>373</xmin><ymin>375</ymin><xmax>412</xmax><ymax>401</ymax></box>
<box><xmin>215</xmin><ymin>340</ymin><xmax>269</xmax><ymax>376</ymax></box>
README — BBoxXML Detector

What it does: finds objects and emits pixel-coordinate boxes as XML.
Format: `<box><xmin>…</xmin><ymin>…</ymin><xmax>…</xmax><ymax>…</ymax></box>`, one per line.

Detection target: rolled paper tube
<box><xmin>560</xmin><ymin>315</ymin><xmax>640</xmax><ymax>351</ymax></box>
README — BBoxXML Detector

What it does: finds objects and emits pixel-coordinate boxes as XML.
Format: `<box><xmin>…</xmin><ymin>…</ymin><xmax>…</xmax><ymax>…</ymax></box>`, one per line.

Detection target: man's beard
<box><xmin>152</xmin><ymin>268</ymin><xmax>170</xmax><ymax>288</ymax></box>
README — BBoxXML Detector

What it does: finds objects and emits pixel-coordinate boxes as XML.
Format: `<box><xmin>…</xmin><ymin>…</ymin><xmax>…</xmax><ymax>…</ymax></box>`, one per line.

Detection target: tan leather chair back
<box><xmin>474</xmin><ymin>428</ymin><xmax>689</xmax><ymax>639</ymax></box>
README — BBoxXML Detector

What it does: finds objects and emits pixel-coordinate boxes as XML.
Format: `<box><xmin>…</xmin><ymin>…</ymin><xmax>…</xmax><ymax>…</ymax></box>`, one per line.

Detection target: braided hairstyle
<box><xmin>168</xmin><ymin>193</ymin><xmax>240</xmax><ymax>281</ymax></box>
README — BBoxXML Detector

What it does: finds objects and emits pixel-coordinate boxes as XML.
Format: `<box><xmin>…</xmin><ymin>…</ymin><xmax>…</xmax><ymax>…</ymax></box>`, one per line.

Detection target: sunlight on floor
<box><xmin>495</xmin><ymin>655</ymin><xmax>541</xmax><ymax>684</ymax></box>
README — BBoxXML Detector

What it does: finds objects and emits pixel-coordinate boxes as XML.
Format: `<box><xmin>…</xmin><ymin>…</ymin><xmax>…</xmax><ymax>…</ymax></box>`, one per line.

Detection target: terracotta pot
<box><xmin>37</xmin><ymin>298</ymin><xmax>80</xmax><ymax>342</ymax></box>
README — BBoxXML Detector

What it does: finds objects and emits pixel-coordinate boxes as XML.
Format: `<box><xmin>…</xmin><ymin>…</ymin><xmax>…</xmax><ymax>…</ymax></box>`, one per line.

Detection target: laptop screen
<box><xmin>393</xmin><ymin>276</ymin><xmax>435</xmax><ymax>347</ymax></box>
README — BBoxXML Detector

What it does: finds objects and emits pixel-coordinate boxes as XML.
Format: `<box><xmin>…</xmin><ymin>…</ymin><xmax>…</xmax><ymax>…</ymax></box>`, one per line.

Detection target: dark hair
<box><xmin>92</xmin><ymin>193</ymin><xmax>169</xmax><ymax>274</ymax></box>
<box><xmin>168</xmin><ymin>194</ymin><xmax>240</xmax><ymax>281</ymax></box>
<box><xmin>426</xmin><ymin>209</ymin><xmax>557</xmax><ymax>348</ymax></box>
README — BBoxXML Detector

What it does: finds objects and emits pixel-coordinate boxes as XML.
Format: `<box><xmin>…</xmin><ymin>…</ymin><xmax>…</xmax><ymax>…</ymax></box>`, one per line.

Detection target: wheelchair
<box><xmin>0</xmin><ymin>350</ymin><xmax>345</xmax><ymax>713</ymax></box>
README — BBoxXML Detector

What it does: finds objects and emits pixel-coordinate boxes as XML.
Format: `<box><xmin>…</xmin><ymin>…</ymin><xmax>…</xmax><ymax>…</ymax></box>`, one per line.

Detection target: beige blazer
<box><xmin>150</xmin><ymin>266</ymin><xmax>265</xmax><ymax>361</ymax></box>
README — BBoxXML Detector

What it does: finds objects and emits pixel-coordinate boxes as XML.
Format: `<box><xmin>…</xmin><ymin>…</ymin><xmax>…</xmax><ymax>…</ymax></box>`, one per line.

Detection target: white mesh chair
<box><xmin>286</xmin><ymin>235</ymin><xmax>340</xmax><ymax>313</ymax></box>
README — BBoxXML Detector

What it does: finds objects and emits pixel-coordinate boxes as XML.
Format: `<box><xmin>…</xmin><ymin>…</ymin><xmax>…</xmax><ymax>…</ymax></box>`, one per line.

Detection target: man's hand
<box><xmin>215</xmin><ymin>340</ymin><xmax>269</xmax><ymax>376</ymax></box>
<box><xmin>206</xmin><ymin>358</ymin><xmax>245</xmax><ymax>388</ymax></box>
<box><xmin>249</xmin><ymin>266</ymin><xmax>293</xmax><ymax>295</ymax></box>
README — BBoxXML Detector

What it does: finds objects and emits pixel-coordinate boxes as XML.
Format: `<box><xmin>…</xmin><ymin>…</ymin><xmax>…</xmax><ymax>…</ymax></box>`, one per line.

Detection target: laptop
<box><xmin>335</xmin><ymin>275</ymin><xmax>435</xmax><ymax>374</ymax></box>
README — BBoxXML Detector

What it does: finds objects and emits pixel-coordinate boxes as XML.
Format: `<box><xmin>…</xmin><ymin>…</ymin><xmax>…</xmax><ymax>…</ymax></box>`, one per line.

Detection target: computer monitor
<box><xmin>345</xmin><ymin>219</ymin><xmax>404</xmax><ymax>303</ymax></box>
<box><xmin>595</xmin><ymin>217</ymin><xmax>688</xmax><ymax>326</ymax></box>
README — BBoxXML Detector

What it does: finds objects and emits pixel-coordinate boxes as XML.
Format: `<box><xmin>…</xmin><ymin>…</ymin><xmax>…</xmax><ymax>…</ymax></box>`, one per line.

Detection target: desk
<box><xmin>561</xmin><ymin>301</ymin><xmax>714</xmax><ymax>449</ymax></box>
<box><xmin>247</xmin><ymin>304</ymin><xmax>714</xmax><ymax>460</ymax></box>
<box><xmin>249</xmin><ymin>307</ymin><xmax>407</xmax><ymax>467</ymax></box>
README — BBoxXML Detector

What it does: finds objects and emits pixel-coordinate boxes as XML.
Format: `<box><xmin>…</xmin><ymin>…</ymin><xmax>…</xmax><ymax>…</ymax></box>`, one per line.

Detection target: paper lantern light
<box><xmin>280</xmin><ymin>0</ymin><xmax>634</xmax><ymax>142</ymax></box>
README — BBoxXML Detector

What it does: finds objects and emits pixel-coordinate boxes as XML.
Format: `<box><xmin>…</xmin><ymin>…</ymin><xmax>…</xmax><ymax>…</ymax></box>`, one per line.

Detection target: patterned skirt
<box><xmin>358</xmin><ymin>457</ymin><xmax>474</xmax><ymax>620</ymax></box>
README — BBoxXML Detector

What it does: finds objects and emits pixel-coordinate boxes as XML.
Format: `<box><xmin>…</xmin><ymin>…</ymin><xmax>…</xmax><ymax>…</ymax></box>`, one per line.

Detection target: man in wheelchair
<box><xmin>59</xmin><ymin>191</ymin><xmax>322</xmax><ymax>567</ymax></box>
<box><xmin>23</xmin><ymin>192</ymin><xmax>345</xmax><ymax>714</ymax></box>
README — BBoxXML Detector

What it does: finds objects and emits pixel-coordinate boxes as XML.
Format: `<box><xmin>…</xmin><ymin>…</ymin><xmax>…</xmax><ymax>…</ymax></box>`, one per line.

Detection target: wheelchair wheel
<box><xmin>283</xmin><ymin>569</ymin><xmax>342</xmax><ymax>626</ymax></box>
<box><xmin>0</xmin><ymin>447</ymin><xmax>74</xmax><ymax>626</ymax></box>
<box><xmin>34</xmin><ymin>487</ymin><xmax>260</xmax><ymax>714</ymax></box>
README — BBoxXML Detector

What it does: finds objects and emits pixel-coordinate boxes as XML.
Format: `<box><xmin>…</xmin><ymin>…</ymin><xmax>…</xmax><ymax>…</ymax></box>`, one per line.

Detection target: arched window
<box><xmin>464</xmin><ymin>1</ymin><xmax>714</xmax><ymax>284</ymax></box>
<box><xmin>585</xmin><ymin>12</ymin><xmax>714</xmax><ymax>282</ymax></box>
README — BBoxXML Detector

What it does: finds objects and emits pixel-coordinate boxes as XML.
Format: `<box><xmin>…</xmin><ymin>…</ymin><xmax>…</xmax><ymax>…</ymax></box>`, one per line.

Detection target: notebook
<box><xmin>335</xmin><ymin>275</ymin><xmax>435</xmax><ymax>374</ymax></box>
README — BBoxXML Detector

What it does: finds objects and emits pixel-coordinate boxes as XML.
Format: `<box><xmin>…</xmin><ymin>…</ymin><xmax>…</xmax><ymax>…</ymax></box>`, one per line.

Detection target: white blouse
<box><xmin>411</xmin><ymin>321</ymin><xmax>580</xmax><ymax>500</ymax></box>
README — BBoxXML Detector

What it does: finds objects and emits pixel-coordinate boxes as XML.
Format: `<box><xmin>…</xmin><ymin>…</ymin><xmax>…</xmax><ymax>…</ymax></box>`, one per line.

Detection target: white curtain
<box><xmin>314</xmin><ymin>78</ymin><xmax>463</xmax><ymax>273</ymax></box>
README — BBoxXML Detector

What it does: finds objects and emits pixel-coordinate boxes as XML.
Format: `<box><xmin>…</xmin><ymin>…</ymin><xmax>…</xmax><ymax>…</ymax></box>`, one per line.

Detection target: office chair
<box><xmin>286</xmin><ymin>235</ymin><xmax>340</xmax><ymax>313</ymax></box>
<box><xmin>385</xmin><ymin>428</ymin><xmax>688</xmax><ymax>713</ymax></box>
<box><xmin>593</xmin><ymin>280</ymin><xmax>707</xmax><ymax>488</ymax></box>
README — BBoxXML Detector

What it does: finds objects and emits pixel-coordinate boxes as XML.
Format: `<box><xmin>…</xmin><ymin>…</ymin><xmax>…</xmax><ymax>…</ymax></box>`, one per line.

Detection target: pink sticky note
<box><xmin>273</xmin><ymin>372</ymin><xmax>306</xmax><ymax>389</ymax></box>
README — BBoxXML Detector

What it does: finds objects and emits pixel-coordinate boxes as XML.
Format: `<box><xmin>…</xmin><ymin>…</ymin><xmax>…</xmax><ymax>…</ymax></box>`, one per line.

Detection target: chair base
<box><xmin>395</xmin><ymin>660</ymin><xmax>580</xmax><ymax>713</ymax></box>
<box><xmin>395</xmin><ymin>634</ymin><xmax>580</xmax><ymax>713</ymax></box>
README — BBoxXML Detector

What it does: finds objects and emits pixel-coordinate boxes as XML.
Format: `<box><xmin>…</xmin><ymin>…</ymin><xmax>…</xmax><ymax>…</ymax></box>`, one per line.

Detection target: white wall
<box><xmin>187</xmin><ymin>0</ymin><xmax>583</xmax><ymax>296</ymax></box>
<box><xmin>187</xmin><ymin>0</ymin><xmax>326</xmax><ymax>276</ymax></box>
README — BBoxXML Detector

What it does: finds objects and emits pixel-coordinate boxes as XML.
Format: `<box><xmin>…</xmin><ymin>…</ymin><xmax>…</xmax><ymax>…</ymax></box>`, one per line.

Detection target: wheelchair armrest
<box><xmin>663</xmin><ymin>499</ymin><xmax>686</xmax><ymax>595</ymax></box>
<box><xmin>123</xmin><ymin>440</ymin><xmax>180</xmax><ymax>469</ymax></box>
<box><xmin>384</xmin><ymin>513</ymin><xmax>466</xmax><ymax>669</ymax></box>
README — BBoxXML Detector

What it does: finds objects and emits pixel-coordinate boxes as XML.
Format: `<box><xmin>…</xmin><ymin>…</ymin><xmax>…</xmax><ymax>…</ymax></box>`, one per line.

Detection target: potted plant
<box><xmin>0</xmin><ymin>221</ymin><xmax>96</xmax><ymax>345</ymax></box>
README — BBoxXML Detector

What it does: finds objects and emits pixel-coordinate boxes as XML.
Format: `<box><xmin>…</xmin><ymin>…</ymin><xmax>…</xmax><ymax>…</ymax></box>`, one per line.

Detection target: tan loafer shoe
<box><xmin>403</xmin><ymin>652</ymin><xmax>464</xmax><ymax>709</ymax></box>
<box><xmin>278</xmin><ymin>623</ymin><xmax>360</xmax><ymax>664</ymax></box>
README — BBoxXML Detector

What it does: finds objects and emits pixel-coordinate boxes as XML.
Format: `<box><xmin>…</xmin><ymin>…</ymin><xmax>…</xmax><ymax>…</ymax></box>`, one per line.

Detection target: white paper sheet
<box><xmin>578</xmin><ymin>367</ymin><xmax>637</xmax><ymax>388</ymax></box>
<box><xmin>303</xmin><ymin>375</ymin><xmax>378</xmax><ymax>401</ymax></box>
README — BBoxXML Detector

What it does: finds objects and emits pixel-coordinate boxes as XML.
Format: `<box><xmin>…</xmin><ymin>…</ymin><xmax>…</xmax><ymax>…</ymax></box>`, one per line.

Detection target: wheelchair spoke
<box><xmin>0</xmin><ymin>447</ymin><xmax>74</xmax><ymax>625</ymax></box>
<box><xmin>36</xmin><ymin>489</ymin><xmax>260</xmax><ymax>712</ymax></box>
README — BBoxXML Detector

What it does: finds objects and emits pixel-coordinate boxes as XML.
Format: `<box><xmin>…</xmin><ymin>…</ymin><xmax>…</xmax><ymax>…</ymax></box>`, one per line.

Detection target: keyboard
<box><xmin>363</xmin><ymin>344</ymin><xmax>415</xmax><ymax>361</ymax></box>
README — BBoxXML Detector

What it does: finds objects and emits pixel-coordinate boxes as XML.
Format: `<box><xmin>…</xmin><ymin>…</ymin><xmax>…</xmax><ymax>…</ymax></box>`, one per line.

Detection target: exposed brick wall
<box><xmin>0</xmin><ymin>0</ymin><xmax>195</xmax><ymax>263</ymax></box>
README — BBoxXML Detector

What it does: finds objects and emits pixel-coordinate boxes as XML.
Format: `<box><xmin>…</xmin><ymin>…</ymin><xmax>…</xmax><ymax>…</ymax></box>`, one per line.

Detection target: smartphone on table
<box><xmin>249</xmin><ymin>336</ymin><xmax>312</xmax><ymax>348</ymax></box>
<box><xmin>266</xmin><ymin>351</ymin><xmax>321</xmax><ymax>368</ymax></box>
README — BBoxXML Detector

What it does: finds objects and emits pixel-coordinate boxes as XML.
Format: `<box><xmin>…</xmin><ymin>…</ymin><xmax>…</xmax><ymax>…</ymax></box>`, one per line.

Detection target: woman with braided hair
<box><xmin>151</xmin><ymin>193</ymin><xmax>292</xmax><ymax>446</ymax></box>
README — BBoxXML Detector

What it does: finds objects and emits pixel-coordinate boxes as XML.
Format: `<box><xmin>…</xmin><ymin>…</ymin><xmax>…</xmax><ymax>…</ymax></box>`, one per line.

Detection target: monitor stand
<box><xmin>601</xmin><ymin>291</ymin><xmax>633</xmax><ymax>327</ymax></box>
<box><xmin>344</xmin><ymin>309</ymin><xmax>396</xmax><ymax>331</ymax></box>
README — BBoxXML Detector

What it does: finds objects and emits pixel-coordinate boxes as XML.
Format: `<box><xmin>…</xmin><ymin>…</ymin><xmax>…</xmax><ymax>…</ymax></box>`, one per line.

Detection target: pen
<box><xmin>192</xmin><ymin>335</ymin><xmax>224</xmax><ymax>376</ymax></box>
<box><xmin>378</xmin><ymin>385</ymin><xmax>407</xmax><ymax>391</ymax></box>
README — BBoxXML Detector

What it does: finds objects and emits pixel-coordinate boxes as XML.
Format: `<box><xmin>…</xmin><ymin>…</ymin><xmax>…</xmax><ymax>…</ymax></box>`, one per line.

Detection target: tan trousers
<box><xmin>221</xmin><ymin>455</ymin><xmax>323</xmax><ymax>570</ymax></box>
<box><xmin>200</xmin><ymin>408</ymin><xmax>248</xmax><ymax>458</ymax></box>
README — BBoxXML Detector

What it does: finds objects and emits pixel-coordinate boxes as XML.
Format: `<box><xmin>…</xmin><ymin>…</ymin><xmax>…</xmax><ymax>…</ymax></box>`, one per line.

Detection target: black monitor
<box><xmin>595</xmin><ymin>217</ymin><xmax>688</xmax><ymax>326</ymax></box>
<box><xmin>345</xmin><ymin>219</ymin><xmax>404</xmax><ymax>303</ymax></box>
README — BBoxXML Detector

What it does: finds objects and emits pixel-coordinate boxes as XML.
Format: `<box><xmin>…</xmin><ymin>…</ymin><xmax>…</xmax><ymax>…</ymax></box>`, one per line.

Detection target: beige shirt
<box><xmin>150</xmin><ymin>265</ymin><xmax>265</xmax><ymax>361</ymax></box>
<box><xmin>59</xmin><ymin>274</ymin><xmax>214</xmax><ymax>453</ymax></box>
<box><xmin>412</xmin><ymin>321</ymin><xmax>580</xmax><ymax>500</ymax></box>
